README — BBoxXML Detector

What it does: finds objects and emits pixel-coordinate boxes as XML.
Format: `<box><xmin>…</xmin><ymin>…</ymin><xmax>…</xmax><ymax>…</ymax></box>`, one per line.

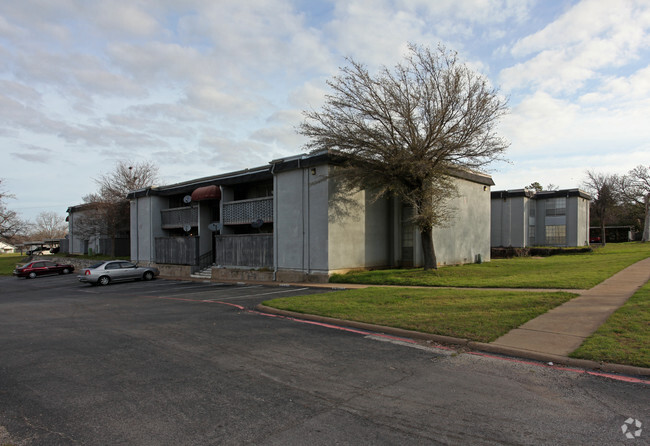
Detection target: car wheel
<box><xmin>62</xmin><ymin>268</ymin><xmax>71</xmax><ymax>274</ymax></box>
<box><xmin>28</xmin><ymin>272</ymin><xmax>37</xmax><ymax>279</ymax></box>
<box><xmin>143</xmin><ymin>271</ymin><xmax>154</xmax><ymax>281</ymax></box>
<box><xmin>98</xmin><ymin>276</ymin><xmax>111</xmax><ymax>286</ymax></box>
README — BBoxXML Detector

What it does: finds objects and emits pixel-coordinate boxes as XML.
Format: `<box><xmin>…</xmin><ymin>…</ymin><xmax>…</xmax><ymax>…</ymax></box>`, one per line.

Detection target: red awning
<box><xmin>191</xmin><ymin>185</ymin><xmax>221</xmax><ymax>201</ymax></box>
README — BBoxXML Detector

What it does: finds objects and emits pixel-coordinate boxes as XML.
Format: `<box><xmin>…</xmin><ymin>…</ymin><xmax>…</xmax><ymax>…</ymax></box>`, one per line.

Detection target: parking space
<box><xmin>1</xmin><ymin>275</ymin><xmax>331</xmax><ymax>310</ymax></box>
<box><xmin>1</xmin><ymin>275</ymin><xmax>647</xmax><ymax>445</ymax></box>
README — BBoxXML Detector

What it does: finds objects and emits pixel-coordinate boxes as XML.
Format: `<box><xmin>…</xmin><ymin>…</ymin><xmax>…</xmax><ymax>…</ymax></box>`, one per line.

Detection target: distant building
<box><xmin>66</xmin><ymin>203</ymin><xmax>130</xmax><ymax>256</ymax></box>
<box><xmin>0</xmin><ymin>240</ymin><xmax>16</xmax><ymax>253</ymax></box>
<box><xmin>491</xmin><ymin>189</ymin><xmax>591</xmax><ymax>248</ymax></box>
<box><xmin>128</xmin><ymin>151</ymin><xmax>495</xmax><ymax>282</ymax></box>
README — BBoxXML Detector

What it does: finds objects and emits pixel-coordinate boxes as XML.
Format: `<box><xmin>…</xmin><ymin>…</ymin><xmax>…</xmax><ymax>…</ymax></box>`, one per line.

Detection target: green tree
<box><xmin>526</xmin><ymin>182</ymin><xmax>543</xmax><ymax>192</ymax></box>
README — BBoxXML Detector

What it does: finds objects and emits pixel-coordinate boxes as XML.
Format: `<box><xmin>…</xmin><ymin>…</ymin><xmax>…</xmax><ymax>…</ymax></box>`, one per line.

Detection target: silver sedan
<box><xmin>78</xmin><ymin>260</ymin><xmax>159</xmax><ymax>286</ymax></box>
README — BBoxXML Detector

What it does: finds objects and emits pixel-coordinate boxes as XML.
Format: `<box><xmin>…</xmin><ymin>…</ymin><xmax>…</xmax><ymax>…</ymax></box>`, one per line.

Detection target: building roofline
<box><xmin>127</xmin><ymin>165</ymin><xmax>273</xmax><ymax>199</ymax></box>
<box><xmin>446</xmin><ymin>167</ymin><xmax>495</xmax><ymax>186</ymax></box>
<box><xmin>491</xmin><ymin>188</ymin><xmax>591</xmax><ymax>200</ymax></box>
<box><xmin>127</xmin><ymin>151</ymin><xmax>496</xmax><ymax>199</ymax></box>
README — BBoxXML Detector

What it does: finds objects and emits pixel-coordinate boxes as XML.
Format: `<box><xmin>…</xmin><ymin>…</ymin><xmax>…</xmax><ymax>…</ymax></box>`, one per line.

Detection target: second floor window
<box><xmin>545</xmin><ymin>197</ymin><xmax>566</xmax><ymax>216</ymax></box>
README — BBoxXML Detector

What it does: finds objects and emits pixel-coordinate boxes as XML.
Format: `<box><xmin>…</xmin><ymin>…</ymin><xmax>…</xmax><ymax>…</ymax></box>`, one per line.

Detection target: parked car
<box><xmin>13</xmin><ymin>260</ymin><xmax>75</xmax><ymax>279</ymax></box>
<box><xmin>78</xmin><ymin>260</ymin><xmax>160</xmax><ymax>286</ymax></box>
<box><xmin>26</xmin><ymin>246</ymin><xmax>50</xmax><ymax>255</ymax></box>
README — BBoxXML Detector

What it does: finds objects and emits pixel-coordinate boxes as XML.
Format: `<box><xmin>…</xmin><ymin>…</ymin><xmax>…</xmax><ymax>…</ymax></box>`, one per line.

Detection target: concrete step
<box><xmin>190</xmin><ymin>266</ymin><xmax>213</xmax><ymax>279</ymax></box>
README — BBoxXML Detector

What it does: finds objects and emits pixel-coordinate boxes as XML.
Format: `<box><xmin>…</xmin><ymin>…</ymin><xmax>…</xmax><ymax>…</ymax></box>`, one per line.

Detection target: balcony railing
<box><xmin>222</xmin><ymin>197</ymin><xmax>273</xmax><ymax>225</ymax></box>
<box><xmin>161</xmin><ymin>206</ymin><xmax>198</xmax><ymax>229</ymax></box>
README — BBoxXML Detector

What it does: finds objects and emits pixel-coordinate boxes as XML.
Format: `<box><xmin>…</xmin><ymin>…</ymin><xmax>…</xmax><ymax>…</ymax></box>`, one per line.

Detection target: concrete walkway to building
<box><xmin>490</xmin><ymin>256</ymin><xmax>650</xmax><ymax>357</ymax></box>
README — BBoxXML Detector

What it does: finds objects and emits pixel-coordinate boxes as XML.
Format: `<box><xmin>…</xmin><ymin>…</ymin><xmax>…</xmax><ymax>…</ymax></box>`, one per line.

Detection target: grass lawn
<box><xmin>264</xmin><ymin>287</ymin><xmax>576</xmax><ymax>343</ymax></box>
<box><xmin>330</xmin><ymin>243</ymin><xmax>650</xmax><ymax>289</ymax></box>
<box><xmin>570</xmin><ymin>281</ymin><xmax>650</xmax><ymax>368</ymax></box>
<box><xmin>0</xmin><ymin>253</ymin><xmax>25</xmax><ymax>275</ymax></box>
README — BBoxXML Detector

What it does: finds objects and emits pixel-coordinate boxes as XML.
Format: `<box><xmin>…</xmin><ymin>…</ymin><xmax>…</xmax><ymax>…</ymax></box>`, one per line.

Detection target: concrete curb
<box><xmin>256</xmin><ymin>304</ymin><xmax>471</xmax><ymax>346</ymax></box>
<box><xmin>255</xmin><ymin>304</ymin><xmax>650</xmax><ymax>378</ymax></box>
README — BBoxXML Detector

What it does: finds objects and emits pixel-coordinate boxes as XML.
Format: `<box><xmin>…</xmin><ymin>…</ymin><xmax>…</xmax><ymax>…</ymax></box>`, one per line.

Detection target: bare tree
<box><xmin>30</xmin><ymin>211</ymin><xmax>67</xmax><ymax>240</ymax></box>
<box><xmin>620</xmin><ymin>165</ymin><xmax>650</xmax><ymax>242</ymax></box>
<box><xmin>94</xmin><ymin>160</ymin><xmax>160</xmax><ymax>203</ymax></box>
<box><xmin>299</xmin><ymin>44</ymin><xmax>509</xmax><ymax>269</ymax></box>
<box><xmin>582</xmin><ymin>171</ymin><xmax>620</xmax><ymax>245</ymax></box>
<box><xmin>0</xmin><ymin>179</ymin><xmax>26</xmax><ymax>242</ymax></box>
<box><xmin>81</xmin><ymin>161</ymin><xmax>159</xmax><ymax>255</ymax></box>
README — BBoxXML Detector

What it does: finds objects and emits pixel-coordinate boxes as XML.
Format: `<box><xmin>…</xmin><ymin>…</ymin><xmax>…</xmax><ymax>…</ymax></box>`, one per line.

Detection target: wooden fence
<box><xmin>155</xmin><ymin>237</ymin><xmax>199</xmax><ymax>265</ymax></box>
<box><xmin>214</xmin><ymin>234</ymin><xmax>273</xmax><ymax>268</ymax></box>
<box><xmin>98</xmin><ymin>237</ymin><xmax>130</xmax><ymax>257</ymax></box>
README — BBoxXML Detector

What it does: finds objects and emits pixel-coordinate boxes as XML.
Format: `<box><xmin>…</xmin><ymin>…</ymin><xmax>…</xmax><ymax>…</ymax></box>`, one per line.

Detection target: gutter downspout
<box><xmin>271</xmin><ymin>162</ymin><xmax>278</xmax><ymax>281</ymax></box>
<box><xmin>135</xmin><ymin>198</ymin><xmax>139</xmax><ymax>263</ymax></box>
<box><xmin>148</xmin><ymin>189</ymin><xmax>153</xmax><ymax>266</ymax></box>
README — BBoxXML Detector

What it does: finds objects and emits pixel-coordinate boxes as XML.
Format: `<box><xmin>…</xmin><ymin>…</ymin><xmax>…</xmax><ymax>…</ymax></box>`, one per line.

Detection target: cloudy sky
<box><xmin>2</xmin><ymin>0</ymin><xmax>650</xmax><ymax>222</ymax></box>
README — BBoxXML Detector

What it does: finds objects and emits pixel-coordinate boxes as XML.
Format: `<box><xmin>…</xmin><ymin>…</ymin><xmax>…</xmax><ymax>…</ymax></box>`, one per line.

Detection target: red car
<box><xmin>13</xmin><ymin>260</ymin><xmax>75</xmax><ymax>279</ymax></box>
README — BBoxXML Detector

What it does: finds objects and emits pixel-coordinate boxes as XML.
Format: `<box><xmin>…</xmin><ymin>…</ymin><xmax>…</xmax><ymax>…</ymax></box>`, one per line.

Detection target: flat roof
<box><xmin>127</xmin><ymin>151</ymin><xmax>495</xmax><ymax>199</ymax></box>
<box><xmin>492</xmin><ymin>188</ymin><xmax>591</xmax><ymax>200</ymax></box>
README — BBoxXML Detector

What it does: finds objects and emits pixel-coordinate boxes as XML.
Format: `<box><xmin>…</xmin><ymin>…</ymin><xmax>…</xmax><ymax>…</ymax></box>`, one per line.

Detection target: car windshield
<box><xmin>88</xmin><ymin>262</ymin><xmax>105</xmax><ymax>269</ymax></box>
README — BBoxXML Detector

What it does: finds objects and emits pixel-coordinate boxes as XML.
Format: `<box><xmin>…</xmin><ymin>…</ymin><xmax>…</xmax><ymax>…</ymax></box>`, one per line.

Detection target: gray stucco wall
<box><xmin>274</xmin><ymin>164</ymin><xmax>330</xmax><ymax>274</ymax></box>
<box><xmin>327</xmin><ymin>187</ymin><xmax>390</xmax><ymax>271</ymax></box>
<box><xmin>576</xmin><ymin>196</ymin><xmax>590</xmax><ymax>246</ymax></box>
<box><xmin>424</xmin><ymin>178</ymin><xmax>492</xmax><ymax>265</ymax></box>
<box><xmin>130</xmin><ymin>195</ymin><xmax>165</xmax><ymax>263</ymax></box>
<box><xmin>582</xmin><ymin>197</ymin><xmax>590</xmax><ymax>245</ymax></box>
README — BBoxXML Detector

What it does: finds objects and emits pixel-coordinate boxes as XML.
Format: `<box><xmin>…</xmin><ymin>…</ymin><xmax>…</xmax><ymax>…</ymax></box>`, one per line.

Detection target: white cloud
<box><xmin>580</xmin><ymin>65</ymin><xmax>650</xmax><ymax>104</ymax></box>
<box><xmin>501</xmin><ymin>91</ymin><xmax>579</xmax><ymax>152</ymax></box>
<box><xmin>91</xmin><ymin>2</ymin><xmax>161</xmax><ymax>37</ymax></box>
<box><xmin>502</xmin><ymin>0</ymin><xmax>650</xmax><ymax>94</ymax></box>
<box><xmin>1</xmin><ymin>0</ymin><xmax>649</xmax><ymax>222</ymax></box>
<box><xmin>10</xmin><ymin>144</ymin><xmax>54</xmax><ymax>164</ymax></box>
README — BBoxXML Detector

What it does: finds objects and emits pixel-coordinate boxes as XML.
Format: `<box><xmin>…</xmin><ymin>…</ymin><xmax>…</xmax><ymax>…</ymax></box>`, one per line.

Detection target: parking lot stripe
<box><xmin>137</xmin><ymin>287</ymin><xmax>310</xmax><ymax>306</ymax></box>
<box><xmin>202</xmin><ymin>287</ymin><xmax>310</xmax><ymax>301</ymax></box>
<box><xmin>133</xmin><ymin>283</ymin><xmax>230</xmax><ymax>294</ymax></box>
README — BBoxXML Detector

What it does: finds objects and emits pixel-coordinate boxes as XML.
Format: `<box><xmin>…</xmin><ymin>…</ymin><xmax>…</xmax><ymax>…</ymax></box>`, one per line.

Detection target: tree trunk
<box><xmin>420</xmin><ymin>228</ymin><xmax>437</xmax><ymax>270</ymax></box>
<box><xmin>642</xmin><ymin>193</ymin><xmax>650</xmax><ymax>242</ymax></box>
<box><xmin>600</xmin><ymin>221</ymin><xmax>606</xmax><ymax>246</ymax></box>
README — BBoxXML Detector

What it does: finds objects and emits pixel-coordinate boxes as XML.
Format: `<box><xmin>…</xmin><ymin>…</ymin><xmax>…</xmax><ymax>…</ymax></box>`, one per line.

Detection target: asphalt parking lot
<box><xmin>1</xmin><ymin>274</ymin><xmax>648</xmax><ymax>445</ymax></box>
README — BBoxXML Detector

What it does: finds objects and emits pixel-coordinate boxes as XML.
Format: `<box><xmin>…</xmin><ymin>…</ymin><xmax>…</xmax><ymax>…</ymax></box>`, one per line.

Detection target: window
<box><xmin>528</xmin><ymin>225</ymin><xmax>536</xmax><ymax>244</ymax></box>
<box><xmin>528</xmin><ymin>203</ymin><xmax>536</xmax><ymax>244</ymax></box>
<box><xmin>545</xmin><ymin>225</ymin><xmax>566</xmax><ymax>245</ymax></box>
<box><xmin>401</xmin><ymin>205</ymin><xmax>414</xmax><ymax>266</ymax></box>
<box><xmin>545</xmin><ymin>197</ymin><xmax>566</xmax><ymax>216</ymax></box>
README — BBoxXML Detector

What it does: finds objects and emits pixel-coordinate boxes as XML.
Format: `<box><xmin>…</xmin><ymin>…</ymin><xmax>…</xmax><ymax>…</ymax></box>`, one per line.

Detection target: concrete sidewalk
<box><xmin>490</xmin><ymin>257</ymin><xmax>650</xmax><ymax>357</ymax></box>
